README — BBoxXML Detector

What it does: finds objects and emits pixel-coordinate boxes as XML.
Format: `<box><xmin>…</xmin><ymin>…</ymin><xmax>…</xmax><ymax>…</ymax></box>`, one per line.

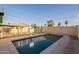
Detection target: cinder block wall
<box><xmin>41</xmin><ymin>26</ymin><xmax>79</xmax><ymax>39</ymax></box>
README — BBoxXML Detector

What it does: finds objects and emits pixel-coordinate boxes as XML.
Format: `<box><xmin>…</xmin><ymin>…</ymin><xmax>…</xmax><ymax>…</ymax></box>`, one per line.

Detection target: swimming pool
<box><xmin>12</xmin><ymin>34</ymin><xmax>62</xmax><ymax>54</ymax></box>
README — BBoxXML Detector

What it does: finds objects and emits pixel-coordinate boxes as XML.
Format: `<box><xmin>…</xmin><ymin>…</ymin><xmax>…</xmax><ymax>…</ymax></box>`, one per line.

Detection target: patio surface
<box><xmin>64</xmin><ymin>36</ymin><xmax>79</xmax><ymax>54</ymax></box>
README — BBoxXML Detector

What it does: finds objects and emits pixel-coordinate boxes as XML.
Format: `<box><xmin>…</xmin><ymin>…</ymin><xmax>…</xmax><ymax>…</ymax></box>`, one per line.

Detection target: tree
<box><xmin>31</xmin><ymin>24</ymin><xmax>37</xmax><ymax>29</ymax></box>
<box><xmin>47</xmin><ymin>20</ymin><xmax>54</xmax><ymax>27</ymax></box>
<box><xmin>65</xmin><ymin>20</ymin><xmax>68</xmax><ymax>27</ymax></box>
<box><xmin>58</xmin><ymin>22</ymin><xmax>61</xmax><ymax>27</ymax></box>
<box><xmin>44</xmin><ymin>24</ymin><xmax>46</xmax><ymax>27</ymax></box>
<box><xmin>31</xmin><ymin>24</ymin><xmax>37</xmax><ymax>33</ymax></box>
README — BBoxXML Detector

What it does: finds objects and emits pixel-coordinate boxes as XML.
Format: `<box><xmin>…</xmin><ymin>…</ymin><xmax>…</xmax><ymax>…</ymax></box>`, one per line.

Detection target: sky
<box><xmin>0</xmin><ymin>4</ymin><xmax>79</xmax><ymax>26</ymax></box>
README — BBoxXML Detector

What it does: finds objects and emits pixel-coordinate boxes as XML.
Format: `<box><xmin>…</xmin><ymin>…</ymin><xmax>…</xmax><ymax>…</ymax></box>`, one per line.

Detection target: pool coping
<box><xmin>12</xmin><ymin>33</ymin><xmax>62</xmax><ymax>42</ymax></box>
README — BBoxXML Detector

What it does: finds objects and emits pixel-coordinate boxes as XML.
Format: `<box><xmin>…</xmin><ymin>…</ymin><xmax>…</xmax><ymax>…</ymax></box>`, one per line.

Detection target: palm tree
<box><xmin>58</xmin><ymin>22</ymin><xmax>61</xmax><ymax>27</ymax></box>
<box><xmin>47</xmin><ymin>20</ymin><xmax>54</xmax><ymax>27</ymax></box>
<box><xmin>65</xmin><ymin>20</ymin><xmax>68</xmax><ymax>27</ymax></box>
<box><xmin>44</xmin><ymin>24</ymin><xmax>46</xmax><ymax>26</ymax></box>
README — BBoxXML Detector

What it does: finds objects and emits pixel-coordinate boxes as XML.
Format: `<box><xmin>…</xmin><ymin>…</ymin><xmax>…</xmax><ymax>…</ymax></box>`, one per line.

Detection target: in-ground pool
<box><xmin>12</xmin><ymin>34</ymin><xmax>62</xmax><ymax>54</ymax></box>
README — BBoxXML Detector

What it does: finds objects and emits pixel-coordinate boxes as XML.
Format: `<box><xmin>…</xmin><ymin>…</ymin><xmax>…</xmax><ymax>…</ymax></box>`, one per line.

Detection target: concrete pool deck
<box><xmin>0</xmin><ymin>33</ymin><xmax>78</xmax><ymax>54</ymax></box>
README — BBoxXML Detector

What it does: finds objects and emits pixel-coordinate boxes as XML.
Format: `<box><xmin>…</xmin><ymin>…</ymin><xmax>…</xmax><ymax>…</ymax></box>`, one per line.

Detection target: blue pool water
<box><xmin>12</xmin><ymin>34</ymin><xmax>62</xmax><ymax>54</ymax></box>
